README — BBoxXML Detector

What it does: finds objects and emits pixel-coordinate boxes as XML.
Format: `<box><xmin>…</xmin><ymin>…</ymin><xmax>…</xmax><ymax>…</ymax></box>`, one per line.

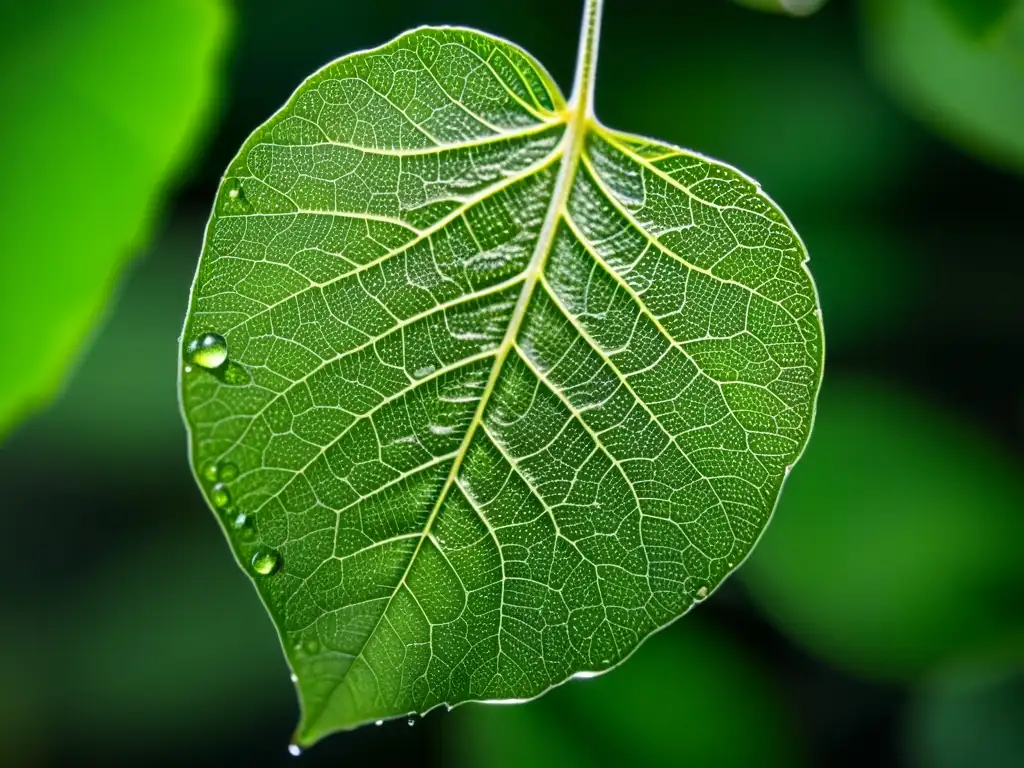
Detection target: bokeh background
<box><xmin>2</xmin><ymin>0</ymin><xmax>1022</xmax><ymax>765</ymax></box>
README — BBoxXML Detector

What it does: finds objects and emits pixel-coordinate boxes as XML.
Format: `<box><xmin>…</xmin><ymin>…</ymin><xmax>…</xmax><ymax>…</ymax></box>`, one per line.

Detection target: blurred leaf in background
<box><xmin>0</xmin><ymin>0</ymin><xmax>230</xmax><ymax>439</ymax></box>
<box><xmin>905</xmin><ymin>652</ymin><xmax>1024</xmax><ymax>768</ymax></box>
<box><xmin>863</xmin><ymin>0</ymin><xmax>1024</xmax><ymax>172</ymax></box>
<box><xmin>743</xmin><ymin>378</ymin><xmax>1024</xmax><ymax>679</ymax></box>
<box><xmin>449</xmin><ymin>620</ymin><xmax>804</xmax><ymax>768</ymax></box>
<box><xmin>733</xmin><ymin>0</ymin><xmax>829</xmax><ymax>17</ymax></box>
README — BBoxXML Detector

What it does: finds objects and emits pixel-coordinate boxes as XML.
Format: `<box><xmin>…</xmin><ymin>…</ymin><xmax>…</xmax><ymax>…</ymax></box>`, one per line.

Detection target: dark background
<box><xmin>2</xmin><ymin>1</ymin><xmax>1022</xmax><ymax>766</ymax></box>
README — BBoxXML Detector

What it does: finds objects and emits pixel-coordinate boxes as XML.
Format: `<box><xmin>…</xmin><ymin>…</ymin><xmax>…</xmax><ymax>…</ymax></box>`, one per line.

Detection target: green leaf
<box><xmin>451</xmin><ymin>621</ymin><xmax>804</xmax><ymax>768</ymax></box>
<box><xmin>863</xmin><ymin>0</ymin><xmax>1024</xmax><ymax>172</ymax></box>
<box><xmin>0</xmin><ymin>0</ymin><xmax>229</xmax><ymax>439</ymax></box>
<box><xmin>180</xmin><ymin>0</ymin><xmax>823</xmax><ymax>746</ymax></box>
<box><xmin>743</xmin><ymin>378</ymin><xmax>1024</xmax><ymax>679</ymax></box>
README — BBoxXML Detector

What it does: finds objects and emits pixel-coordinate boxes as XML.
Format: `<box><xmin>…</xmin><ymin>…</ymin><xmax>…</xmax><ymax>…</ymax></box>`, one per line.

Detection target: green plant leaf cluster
<box><xmin>0</xmin><ymin>0</ymin><xmax>229</xmax><ymax>439</ymax></box>
<box><xmin>180</xmin><ymin>14</ymin><xmax>823</xmax><ymax>744</ymax></box>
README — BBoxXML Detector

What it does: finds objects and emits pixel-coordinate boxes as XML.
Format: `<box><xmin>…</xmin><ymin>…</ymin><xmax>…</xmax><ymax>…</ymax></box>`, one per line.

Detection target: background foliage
<box><xmin>1</xmin><ymin>0</ymin><xmax>1021</xmax><ymax>765</ymax></box>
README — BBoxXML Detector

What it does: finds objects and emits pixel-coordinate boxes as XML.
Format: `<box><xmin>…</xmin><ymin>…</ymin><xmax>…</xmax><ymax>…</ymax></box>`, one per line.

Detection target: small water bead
<box><xmin>696</xmin><ymin>586</ymin><xmax>709</xmax><ymax>599</ymax></box>
<box><xmin>252</xmin><ymin>549</ymin><xmax>281</xmax><ymax>576</ymax></box>
<box><xmin>232</xmin><ymin>512</ymin><xmax>256</xmax><ymax>541</ymax></box>
<box><xmin>210</xmin><ymin>482</ymin><xmax>231</xmax><ymax>509</ymax></box>
<box><xmin>221</xmin><ymin>361</ymin><xmax>251</xmax><ymax>386</ymax></box>
<box><xmin>218</xmin><ymin>462</ymin><xmax>239</xmax><ymax>482</ymax></box>
<box><xmin>412</xmin><ymin>365</ymin><xmax>436</xmax><ymax>379</ymax></box>
<box><xmin>407</xmin><ymin>717</ymin><xmax>415</xmax><ymax>727</ymax></box>
<box><xmin>201</xmin><ymin>460</ymin><xmax>219</xmax><ymax>483</ymax></box>
<box><xmin>375</xmin><ymin>720</ymin><xmax>383</xmax><ymax>727</ymax></box>
<box><xmin>226</xmin><ymin>178</ymin><xmax>246</xmax><ymax>203</ymax></box>
<box><xmin>290</xmin><ymin>673</ymin><xmax>298</xmax><ymax>683</ymax></box>
<box><xmin>185</xmin><ymin>332</ymin><xmax>228</xmax><ymax>370</ymax></box>
<box><xmin>287</xmin><ymin>744</ymin><xmax>301</xmax><ymax>757</ymax></box>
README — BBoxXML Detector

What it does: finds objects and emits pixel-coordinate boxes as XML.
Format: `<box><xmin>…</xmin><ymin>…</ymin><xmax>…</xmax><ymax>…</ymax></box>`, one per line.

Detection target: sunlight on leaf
<box><xmin>744</xmin><ymin>378</ymin><xmax>1024</xmax><ymax>678</ymax></box>
<box><xmin>0</xmin><ymin>0</ymin><xmax>229</xmax><ymax>439</ymax></box>
<box><xmin>180</xmin><ymin>2</ymin><xmax>823</xmax><ymax>744</ymax></box>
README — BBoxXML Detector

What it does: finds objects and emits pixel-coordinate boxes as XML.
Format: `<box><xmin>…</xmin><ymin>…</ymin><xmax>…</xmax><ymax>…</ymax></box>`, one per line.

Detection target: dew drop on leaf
<box><xmin>375</xmin><ymin>720</ymin><xmax>383</xmax><ymax>727</ymax></box>
<box><xmin>226</xmin><ymin>178</ymin><xmax>247</xmax><ymax>203</ymax></box>
<box><xmin>185</xmin><ymin>332</ymin><xmax>228</xmax><ymax>370</ymax></box>
<box><xmin>696</xmin><ymin>586</ymin><xmax>709</xmax><ymax>599</ymax></box>
<box><xmin>221</xmin><ymin>361</ymin><xmax>252</xmax><ymax>386</ymax></box>
<box><xmin>218</xmin><ymin>462</ymin><xmax>238</xmax><ymax>481</ymax></box>
<box><xmin>232</xmin><ymin>512</ymin><xmax>256</xmax><ymax>541</ymax></box>
<box><xmin>200</xmin><ymin>460</ymin><xmax>219</xmax><ymax>483</ymax></box>
<box><xmin>210</xmin><ymin>482</ymin><xmax>231</xmax><ymax>509</ymax></box>
<box><xmin>252</xmin><ymin>549</ymin><xmax>282</xmax><ymax>576</ymax></box>
<box><xmin>287</xmin><ymin>744</ymin><xmax>301</xmax><ymax>757</ymax></box>
<box><xmin>412</xmin><ymin>365</ymin><xmax>435</xmax><ymax>379</ymax></box>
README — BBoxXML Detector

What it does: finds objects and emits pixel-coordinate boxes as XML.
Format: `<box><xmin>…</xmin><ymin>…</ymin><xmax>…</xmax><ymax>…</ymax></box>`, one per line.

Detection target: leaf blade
<box><xmin>180</xmin><ymin>23</ymin><xmax>823</xmax><ymax>745</ymax></box>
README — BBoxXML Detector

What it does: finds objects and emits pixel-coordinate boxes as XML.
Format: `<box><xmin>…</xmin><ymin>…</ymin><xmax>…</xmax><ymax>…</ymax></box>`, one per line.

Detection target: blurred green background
<box><xmin>1</xmin><ymin>0</ymin><xmax>1022</xmax><ymax>765</ymax></box>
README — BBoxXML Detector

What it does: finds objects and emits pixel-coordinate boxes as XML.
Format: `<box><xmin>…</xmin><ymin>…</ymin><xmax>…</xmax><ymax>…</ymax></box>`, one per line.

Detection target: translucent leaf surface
<box><xmin>0</xmin><ymin>0</ymin><xmax>229</xmax><ymax>438</ymax></box>
<box><xmin>180</xmin><ymin>1</ymin><xmax>823</xmax><ymax>745</ymax></box>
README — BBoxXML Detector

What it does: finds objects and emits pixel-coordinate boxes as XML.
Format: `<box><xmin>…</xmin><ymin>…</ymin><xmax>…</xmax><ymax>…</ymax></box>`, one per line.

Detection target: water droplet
<box><xmin>303</xmin><ymin>636</ymin><xmax>320</xmax><ymax>655</ymax></box>
<box><xmin>375</xmin><ymin>719</ymin><xmax>383</xmax><ymax>726</ymax></box>
<box><xmin>222</xmin><ymin>361</ymin><xmax>251</xmax><ymax>386</ymax></box>
<box><xmin>288</xmin><ymin>744</ymin><xmax>301</xmax><ymax>757</ymax></box>
<box><xmin>290</xmin><ymin>673</ymin><xmax>298</xmax><ymax>683</ymax></box>
<box><xmin>210</xmin><ymin>483</ymin><xmax>231</xmax><ymax>509</ymax></box>
<box><xmin>412</xmin><ymin>365</ymin><xmax>436</xmax><ymax>379</ymax></box>
<box><xmin>184</xmin><ymin>365</ymin><xmax>193</xmax><ymax>373</ymax></box>
<box><xmin>407</xmin><ymin>717</ymin><xmax>415</xmax><ymax>726</ymax></box>
<box><xmin>226</xmin><ymin>178</ymin><xmax>247</xmax><ymax>203</ymax></box>
<box><xmin>784</xmin><ymin>464</ymin><xmax>793</xmax><ymax>476</ymax></box>
<box><xmin>252</xmin><ymin>549</ymin><xmax>281</xmax><ymax>576</ymax></box>
<box><xmin>428</xmin><ymin>424</ymin><xmax>455</xmax><ymax>436</ymax></box>
<box><xmin>696</xmin><ymin>586</ymin><xmax>708</xmax><ymax>599</ymax></box>
<box><xmin>219</xmin><ymin>462</ymin><xmax>239</xmax><ymax>481</ymax></box>
<box><xmin>185</xmin><ymin>333</ymin><xmax>228</xmax><ymax>370</ymax></box>
<box><xmin>200</xmin><ymin>461</ymin><xmax>219</xmax><ymax>483</ymax></box>
<box><xmin>232</xmin><ymin>512</ymin><xmax>256</xmax><ymax>541</ymax></box>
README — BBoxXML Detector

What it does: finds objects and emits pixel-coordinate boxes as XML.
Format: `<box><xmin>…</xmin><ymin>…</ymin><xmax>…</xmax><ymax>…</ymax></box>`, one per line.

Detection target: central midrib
<box><xmin>309</xmin><ymin>111</ymin><xmax>592</xmax><ymax>733</ymax></box>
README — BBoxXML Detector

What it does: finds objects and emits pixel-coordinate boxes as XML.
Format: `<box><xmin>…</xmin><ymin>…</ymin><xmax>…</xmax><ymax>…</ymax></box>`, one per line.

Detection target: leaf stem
<box><xmin>571</xmin><ymin>0</ymin><xmax>604</xmax><ymax>118</ymax></box>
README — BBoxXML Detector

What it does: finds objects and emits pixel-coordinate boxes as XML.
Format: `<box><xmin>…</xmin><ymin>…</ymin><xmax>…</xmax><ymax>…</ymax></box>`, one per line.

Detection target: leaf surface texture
<box><xmin>179</xmin><ymin>24</ymin><xmax>823</xmax><ymax>743</ymax></box>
